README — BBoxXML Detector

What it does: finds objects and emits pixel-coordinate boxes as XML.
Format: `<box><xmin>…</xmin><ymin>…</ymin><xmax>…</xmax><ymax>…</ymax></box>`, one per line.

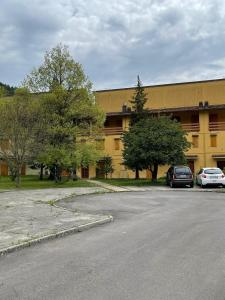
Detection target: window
<box><xmin>191</xmin><ymin>114</ymin><xmax>199</xmax><ymax>123</ymax></box>
<box><xmin>114</xmin><ymin>138</ymin><xmax>120</xmax><ymax>150</ymax></box>
<box><xmin>209</xmin><ymin>114</ymin><xmax>218</xmax><ymax>123</ymax></box>
<box><xmin>192</xmin><ymin>135</ymin><xmax>198</xmax><ymax>148</ymax></box>
<box><xmin>210</xmin><ymin>135</ymin><xmax>217</xmax><ymax>147</ymax></box>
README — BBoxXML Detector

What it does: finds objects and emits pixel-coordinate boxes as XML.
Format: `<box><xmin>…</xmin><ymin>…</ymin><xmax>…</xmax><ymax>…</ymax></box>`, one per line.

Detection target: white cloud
<box><xmin>1</xmin><ymin>0</ymin><xmax>225</xmax><ymax>89</ymax></box>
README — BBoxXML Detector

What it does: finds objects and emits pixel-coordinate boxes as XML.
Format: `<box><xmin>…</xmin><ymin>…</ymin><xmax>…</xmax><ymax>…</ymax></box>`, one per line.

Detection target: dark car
<box><xmin>166</xmin><ymin>166</ymin><xmax>194</xmax><ymax>188</ymax></box>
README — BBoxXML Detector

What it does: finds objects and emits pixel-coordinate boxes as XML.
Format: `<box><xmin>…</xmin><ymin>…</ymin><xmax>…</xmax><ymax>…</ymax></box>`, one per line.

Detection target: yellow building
<box><xmin>78</xmin><ymin>78</ymin><xmax>225</xmax><ymax>179</ymax></box>
<box><xmin>1</xmin><ymin>78</ymin><xmax>225</xmax><ymax>179</ymax></box>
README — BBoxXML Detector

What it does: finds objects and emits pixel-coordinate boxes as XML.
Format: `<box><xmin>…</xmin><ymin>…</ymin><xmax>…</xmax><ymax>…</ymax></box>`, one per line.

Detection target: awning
<box><xmin>186</xmin><ymin>155</ymin><xmax>198</xmax><ymax>160</ymax></box>
<box><xmin>212</xmin><ymin>154</ymin><xmax>225</xmax><ymax>159</ymax></box>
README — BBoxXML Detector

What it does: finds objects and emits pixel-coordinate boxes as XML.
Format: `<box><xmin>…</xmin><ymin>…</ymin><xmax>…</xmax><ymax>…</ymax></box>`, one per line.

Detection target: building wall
<box><xmin>93</xmin><ymin>79</ymin><xmax>225</xmax><ymax>179</ymax></box>
<box><xmin>95</xmin><ymin>79</ymin><xmax>225</xmax><ymax>113</ymax></box>
<box><xmin>1</xmin><ymin>79</ymin><xmax>225</xmax><ymax>178</ymax></box>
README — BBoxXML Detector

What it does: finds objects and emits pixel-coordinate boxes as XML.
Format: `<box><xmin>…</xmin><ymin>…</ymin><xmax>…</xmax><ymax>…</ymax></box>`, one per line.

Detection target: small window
<box><xmin>192</xmin><ymin>135</ymin><xmax>198</xmax><ymax>148</ymax></box>
<box><xmin>114</xmin><ymin>138</ymin><xmax>120</xmax><ymax>150</ymax></box>
<box><xmin>210</xmin><ymin>135</ymin><xmax>217</xmax><ymax>147</ymax></box>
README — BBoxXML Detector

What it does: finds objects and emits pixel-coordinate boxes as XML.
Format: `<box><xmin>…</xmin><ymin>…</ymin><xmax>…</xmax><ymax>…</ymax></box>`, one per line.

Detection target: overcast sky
<box><xmin>1</xmin><ymin>0</ymin><xmax>225</xmax><ymax>90</ymax></box>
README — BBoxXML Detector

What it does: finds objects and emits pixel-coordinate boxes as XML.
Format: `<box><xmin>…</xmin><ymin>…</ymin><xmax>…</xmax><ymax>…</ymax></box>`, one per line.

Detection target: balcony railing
<box><xmin>181</xmin><ymin>123</ymin><xmax>200</xmax><ymax>132</ymax></box>
<box><xmin>103</xmin><ymin>124</ymin><xmax>200</xmax><ymax>135</ymax></box>
<box><xmin>104</xmin><ymin>127</ymin><xmax>123</xmax><ymax>135</ymax></box>
<box><xmin>209</xmin><ymin>122</ymin><xmax>225</xmax><ymax>131</ymax></box>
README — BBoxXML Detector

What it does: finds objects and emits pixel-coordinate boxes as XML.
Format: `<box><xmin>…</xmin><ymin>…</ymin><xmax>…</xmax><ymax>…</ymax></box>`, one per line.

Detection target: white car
<box><xmin>196</xmin><ymin>168</ymin><xmax>225</xmax><ymax>188</ymax></box>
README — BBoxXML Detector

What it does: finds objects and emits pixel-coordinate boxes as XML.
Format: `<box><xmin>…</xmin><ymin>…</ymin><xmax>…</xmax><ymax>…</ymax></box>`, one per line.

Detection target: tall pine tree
<box><xmin>128</xmin><ymin>76</ymin><xmax>148</xmax><ymax>178</ymax></box>
<box><xmin>130</xmin><ymin>75</ymin><xmax>147</xmax><ymax>113</ymax></box>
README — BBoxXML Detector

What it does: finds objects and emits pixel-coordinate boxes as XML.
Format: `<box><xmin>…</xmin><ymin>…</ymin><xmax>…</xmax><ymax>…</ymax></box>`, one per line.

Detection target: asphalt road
<box><xmin>1</xmin><ymin>190</ymin><xmax>225</xmax><ymax>300</ymax></box>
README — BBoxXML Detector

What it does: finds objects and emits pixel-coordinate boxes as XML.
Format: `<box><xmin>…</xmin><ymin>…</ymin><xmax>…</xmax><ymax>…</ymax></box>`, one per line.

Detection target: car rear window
<box><xmin>175</xmin><ymin>167</ymin><xmax>192</xmax><ymax>174</ymax></box>
<box><xmin>204</xmin><ymin>169</ymin><xmax>222</xmax><ymax>174</ymax></box>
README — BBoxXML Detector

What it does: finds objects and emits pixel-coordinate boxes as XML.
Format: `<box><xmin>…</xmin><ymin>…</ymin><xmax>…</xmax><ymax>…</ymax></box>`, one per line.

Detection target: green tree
<box><xmin>130</xmin><ymin>75</ymin><xmax>148</xmax><ymax>114</ymax></box>
<box><xmin>0</xmin><ymin>88</ymin><xmax>43</xmax><ymax>186</ymax></box>
<box><xmin>23</xmin><ymin>43</ymin><xmax>92</xmax><ymax>93</ymax></box>
<box><xmin>36</xmin><ymin>85</ymin><xmax>104</xmax><ymax>182</ymax></box>
<box><xmin>122</xmin><ymin>116</ymin><xmax>190</xmax><ymax>181</ymax></box>
<box><xmin>0</xmin><ymin>82</ymin><xmax>16</xmax><ymax>96</ymax></box>
<box><xmin>23</xmin><ymin>44</ymin><xmax>105</xmax><ymax>181</ymax></box>
<box><xmin>102</xmin><ymin>156</ymin><xmax>114</xmax><ymax>179</ymax></box>
<box><xmin>129</xmin><ymin>75</ymin><xmax>148</xmax><ymax>178</ymax></box>
<box><xmin>0</xmin><ymin>86</ymin><xmax>7</xmax><ymax>98</ymax></box>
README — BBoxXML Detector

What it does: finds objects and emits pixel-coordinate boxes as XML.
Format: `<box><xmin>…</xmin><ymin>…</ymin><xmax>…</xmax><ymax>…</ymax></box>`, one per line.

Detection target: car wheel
<box><xmin>201</xmin><ymin>183</ymin><xmax>205</xmax><ymax>188</ymax></box>
<box><xmin>190</xmin><ymin>182</ymin><xmax>194</xmax><ymax>188</ymax></box>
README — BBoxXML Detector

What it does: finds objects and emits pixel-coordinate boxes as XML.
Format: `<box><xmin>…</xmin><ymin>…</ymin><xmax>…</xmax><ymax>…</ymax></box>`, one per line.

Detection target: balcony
<box><xmin>209</xmin><ymin>122</ymin><xmax>225</xmax><ymax>131</ymax></box>
<box><xmin>181</xmin><ymin>123</ymin><xmax>200</xmax><ymax>132</ymax></box>
<box><xmin>104</xmin><ymin>127</ymin><xmax>123</xmax><ymax>135</ymax></box>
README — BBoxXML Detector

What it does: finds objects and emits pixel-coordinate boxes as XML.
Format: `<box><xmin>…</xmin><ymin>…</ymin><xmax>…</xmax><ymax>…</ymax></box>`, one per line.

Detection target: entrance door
<box><xmin>0</xmin><ymin>163</ymin><xmax>8</xmax><ymax>176</ymax></box>
<box><xmin>96</xmin><ymin>161</ymin><xmax>105</xmax><ymax>178</ymax></box>
<box><xmin>81</xmin><ymin>166</ymin><xmax>89</xmax><ymax>178</ymax></box>
<box><xmin>187</xmin><ymin>160</ymin><xmax>195</xmax><ymax>174</ymax></box>
<box><xmin>217</xmin><ymin>161</ymin><xmax>225</xmax><ymax>171</ymax></box>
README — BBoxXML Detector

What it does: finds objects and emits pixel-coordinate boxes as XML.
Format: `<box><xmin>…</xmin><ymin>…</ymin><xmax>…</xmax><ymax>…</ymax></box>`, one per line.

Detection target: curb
<box><xmin>0</xmin><ymin>216</ymin><xmax>113</xmax><ymax>256</ymax></box>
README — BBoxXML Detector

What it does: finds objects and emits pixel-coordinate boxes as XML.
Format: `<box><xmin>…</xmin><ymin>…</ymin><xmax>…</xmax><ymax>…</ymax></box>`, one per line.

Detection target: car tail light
<box><xmin>202</xmin><ymin>174</ymin><xmax>207</xmax><ymax>178</ymax></box>
<box><xmin>173</xmin><ymin>174</ymin><xmax>176</xmax><ymax>179</ymax></box>
<box><xmin>222</xmin><ymin>174</ymin><xmax>225</xmax><ymax>178</ymax></box>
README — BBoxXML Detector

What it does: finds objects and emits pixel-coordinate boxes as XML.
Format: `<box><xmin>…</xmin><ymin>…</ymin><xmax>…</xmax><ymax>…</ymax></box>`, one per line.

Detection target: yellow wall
<box><xmin>95</xmin><ymin>79</ymin><xmax>225</xmax><ymax>113</ymax></box>
<box><xmin>93</xmin><ymin>79</ymin><xmax>225</xmax><ymax>179</ymax></box>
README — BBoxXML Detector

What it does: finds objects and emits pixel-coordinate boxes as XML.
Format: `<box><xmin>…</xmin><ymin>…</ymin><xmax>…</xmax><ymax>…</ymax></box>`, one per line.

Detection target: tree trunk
<box><xmin>135</xmin><ymin>168</ymin><xmax>139</xmax><ymax>179</ymax></box>
<box><xmin>39</xmin><ymin>163</ymin><xmax>44</xmax><ymax>180</ymax></box>
<box><xmin>15</xmin><ymin>166</ymin><xmax>21</xmax><ymax>188</ymax></box>
<box><xmin>151</xmin><ymin>163</ymin><xmax>158</xmax><ymax>182</ymax></box>
<box><xmin>48</xmin><ymin>168</ymin><xmax>55</xmax><ymax>180</ymax></box>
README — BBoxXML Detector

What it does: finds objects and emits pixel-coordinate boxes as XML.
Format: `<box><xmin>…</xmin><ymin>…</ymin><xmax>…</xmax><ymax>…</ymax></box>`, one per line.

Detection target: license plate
<box><xmin>210</xmin><ymin>176</ymin><xmax>218</xmax><ymax>179</ymax></box>
<box><xmin>179</xmin><ymin>175</ymin><xmax>187</xmax><ymax>178</ymax></box>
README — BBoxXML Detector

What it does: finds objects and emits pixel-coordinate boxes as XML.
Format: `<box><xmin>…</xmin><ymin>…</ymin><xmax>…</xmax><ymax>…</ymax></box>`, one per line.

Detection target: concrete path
<box><xmin>86</xmin><ymin>179</ymin><xmax>129</xmax><ymax>192</ymax></box>
<box><xmin>0</xmin><ymin>187</ymin><xmax>112</xmax><ymax>254</ymax></box>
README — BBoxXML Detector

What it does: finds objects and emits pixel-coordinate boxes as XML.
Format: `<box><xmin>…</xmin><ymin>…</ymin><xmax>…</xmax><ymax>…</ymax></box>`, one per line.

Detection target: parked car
<box><xmin>196</xmin><ymin>168</ymin><xmax>225</xmax><ymax>187</ymax></box>
<box><xmin>166</xmin><ymin>166</ymin><xmax>194</xmax><ymax>188</ymax></box>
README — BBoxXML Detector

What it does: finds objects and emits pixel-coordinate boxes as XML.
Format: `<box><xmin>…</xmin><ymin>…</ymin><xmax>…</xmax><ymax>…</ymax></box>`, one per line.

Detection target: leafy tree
<box><xmin>36</xmin><ymin>85</ymin><xmax>105</xmax><ymax>182</ymax></box>
<box><xmin>0</xmin><ymin>86</ymin><xmax>7</xmax><ymax>97</ymax></box>
<box><xmin>122</xmin><ymin>116</ymin><xmax>190</xmax><ymax>181</ymax></box>
<box><xmin>0</xmin><ymin>82</ymin><xmax>16</xmax><ymax>96</ymax></box>
<box><xmin>23</xmin><ymin>43</ymin><xmax>92</xmax><ymax>93</ymax></box>
<box><xmin>128</xmin><ymin>75</ymin><xmax>148</xmax><ymax>178</ymax></box>
<box><xmin>23</xmin><ymin>44</ymin><xmax>105</xmax><ymax>182</ymax></box>
<box><xmin>0</xmin><ymin>88</ymin><xmax>43</xmax><ymax>186</ymax></box>
<box><xmin>102</xmin><ymin>156</ymin><xmax>114</xmax><ymax>179</ymax></box>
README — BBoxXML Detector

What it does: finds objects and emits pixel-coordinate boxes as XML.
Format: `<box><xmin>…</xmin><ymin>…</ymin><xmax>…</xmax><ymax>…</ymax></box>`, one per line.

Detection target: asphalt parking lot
<box><xmin>1</xmin><ymin>189</ymin><xmax>225</xmax><ymax>300</ymax></box>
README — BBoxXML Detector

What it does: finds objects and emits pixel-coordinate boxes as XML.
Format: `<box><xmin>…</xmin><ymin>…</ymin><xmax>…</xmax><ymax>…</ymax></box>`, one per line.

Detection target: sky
<box><xmin>1</xmin><ymin>0</ymin><xmax>225</xmax><ymax>90</ymax></box>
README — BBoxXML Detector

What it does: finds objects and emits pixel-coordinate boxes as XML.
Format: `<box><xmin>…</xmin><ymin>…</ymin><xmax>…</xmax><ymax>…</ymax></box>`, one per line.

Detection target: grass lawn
<box><xmin>97</xmin><ymin>177</ymin><xmax>166</xmax><ymax>186</ymax></box>
<box><xmin>0</xmin><ymin>175</ymin><xmax>97</xmax><ymax>190</ymax></box>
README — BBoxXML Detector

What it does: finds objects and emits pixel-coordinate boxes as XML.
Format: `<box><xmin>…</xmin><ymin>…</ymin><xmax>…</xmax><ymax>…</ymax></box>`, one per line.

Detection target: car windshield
<box><xmin>175</xmin><ymin>167</ymin><xmax>192</xmax><ymax>174</ymax></box>
<box><xmin>204</xmin><ymin>169</ymin><xmax>222</xmax><ymax>174</ymax></box>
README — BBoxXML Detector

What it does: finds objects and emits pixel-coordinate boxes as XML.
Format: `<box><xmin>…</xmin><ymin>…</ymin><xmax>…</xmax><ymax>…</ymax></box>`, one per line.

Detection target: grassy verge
<box><xmin>0</xmin><ymin>175</ymin><xmax>96</xmax><ymax>190</ymax></box>
<box><xmin>96</xmin><ymin>177</ymin><xmax>166</xmax><ymax>186</ymax></box>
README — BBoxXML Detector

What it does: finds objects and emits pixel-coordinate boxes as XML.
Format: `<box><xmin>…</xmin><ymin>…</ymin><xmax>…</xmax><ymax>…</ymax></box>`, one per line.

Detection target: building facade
<box><xmin>1</xmin><ymin>78</ymin><xmax>225</xmax><ymax>178</ymax></box>
<box><xmin>77</xmin><ymin>78</ymin><xmax>225</xmax><ymax>179</ymax></box>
